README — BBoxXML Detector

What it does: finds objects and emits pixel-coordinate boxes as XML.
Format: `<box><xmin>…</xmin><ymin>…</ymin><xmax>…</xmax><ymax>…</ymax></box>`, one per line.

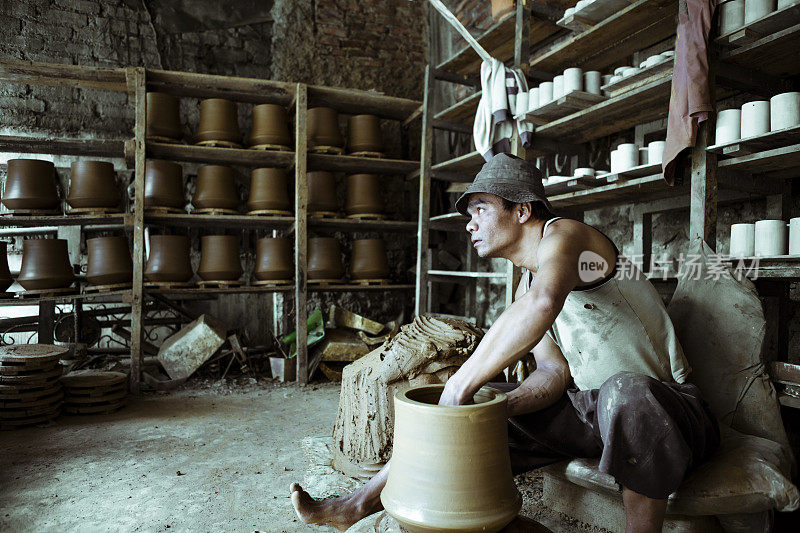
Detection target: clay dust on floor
<box><xmin>0</xmin><ymin>379</ymin><xmax>605</xmax><ymax>532</ymax></box>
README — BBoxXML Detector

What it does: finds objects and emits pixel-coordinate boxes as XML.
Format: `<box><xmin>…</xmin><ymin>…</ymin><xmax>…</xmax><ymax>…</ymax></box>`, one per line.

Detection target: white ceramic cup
<box><xmin>716</xmin><ymin>109</ymin><xmax>742</xmax><ymax>144</ymax></box>
<box><xmin>754</xmin><ymin>219</ymin><xmax>788</xmax><ymax>256</ymax></box>
<box><xmin>610</xmin><ymin>149</ymin><xmax>620</xmax><ymax>173</ymax></box>
<box><xmin>661</xmin><ymin>50</ymin><xmax>675</xmax><ymax>58</ymax></box>
<box><xmin>648</xmin><ymin>140</ymin><xmax>666</xmax><ymax>164</ymax></box>
<box><xmin>576</xmin><ymin>0</ymin><xmax>592</xmax><ymax>10</ymax></box>
<box><xmin>730</xmin><ymin>223</ymin><xmax>755</xmax><ymax>257</ymax></box>
<box><xmin>617</xmin><ymin>143</ymin><xmax>639</xmax><ymax>171</ymax></box>
<box><xmin>563</xmin><ymin>68</ymin><xmax>583</xmax><ymax>94</ymax></box>
<box><xmin>744</xmin><ymin>0</ymin><xmax>777</xmax><ymax>24</ymax></box>
<box><xmin>614</xmin><ymin>66</ymin><xmax>628</xmax><ymax>76</ymax></box>
<box><xmin>769</xmin><ymin>92</ymin><xmax>800</xmax><ymax>131</ymax></box>
<box><xmin>622</xmin><ymin>67</ymin><xmax>640</xmax><ymax>77</ymax></box>
<box><xmin>639</xmin><ymin>147</ymin><xmax>649</xmax><ymax>165</ymax></box>
<box><xmin>584</xmin><ymin>71</ymin><xmax>601</xmax><ymax>95</ymax></box>
<box><xmin>741</xmin><ymin>100</ymin><xmax>770</xmax><ymax>138</ymax></box>
<box><xmin>609</xmin><ymin>75</ymin><xmax>622</xmax><ymax>84</ymax></box>
<box><xmin>639</xmin><ymin>59</ymin><xmax>649</xmax><ymax>69</ymax></box>
<box><xmin>528</xmin><ymin>88</ymin><xmax>540</xmax><ymax>111</ymax></box>
<box><xmin>601</xmin><ymin>74</ymin><xmax>613</xmax><ymax>86</ymax></box>
<box><xmin>539</xmin><ymin>81</ymin><xmax>553</xmax><ymax>105</ymax></box>
<box><xmin>645</xmin><ymin>55</ymin><xmax>662</xmax><ymax>68</ymax></box>
<box><xmin>574</xmin><ymin>167</ymin><xmax>595</xmax><ymax>177</ymax></box>
<box><xmin>564</xmin><ymin>7</ymin><xmax>576</xmax><ymax>17</ymax></box>
<box><xmin>553</xmin><ymin>75</ymin><xmax>565</xmax><ymax>99</ymax></box>
<box><xmin>789</xmin><ymin>218</ymin><xmax>800</xmax><ymax>255</ymax></box>
<box><xmin>719</xmin><ymin>0</ymin><xmax>746</xmax><ymax>33</ymax></box>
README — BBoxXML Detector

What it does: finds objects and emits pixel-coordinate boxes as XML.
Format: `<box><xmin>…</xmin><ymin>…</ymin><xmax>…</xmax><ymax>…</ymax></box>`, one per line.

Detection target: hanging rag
<box><xmin>474</xmin><ymin>58</ymin><xmax>534</xmax><ymax>162</ymax></box>
<box><xmin>662</xmin><ymin>0</ymin><xmax>716</xmax><ymax>185</ymax></box>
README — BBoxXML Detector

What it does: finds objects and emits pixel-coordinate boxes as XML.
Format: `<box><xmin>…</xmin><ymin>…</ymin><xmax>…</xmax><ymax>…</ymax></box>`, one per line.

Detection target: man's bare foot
<box><xmin>290</xmin><ymin>482</ymin><xmax>363</xmax><ymax>531</ymax></box>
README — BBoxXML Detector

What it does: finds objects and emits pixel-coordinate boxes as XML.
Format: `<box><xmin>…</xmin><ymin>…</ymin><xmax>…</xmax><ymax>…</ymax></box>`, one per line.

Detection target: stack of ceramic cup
<box><xmin>716</xmin><ymin>92</ymin><xmax>800</xmax><ymax>145</ymax></box>
<box><xmin>609</xmin><ymin>140</ymin><xmax>666</xmax><ymax>173</ymax></box>
<box><xmin>730</xmin><ymin>218</ymin><xmax>800</xmax><ymax>257</ymax></box>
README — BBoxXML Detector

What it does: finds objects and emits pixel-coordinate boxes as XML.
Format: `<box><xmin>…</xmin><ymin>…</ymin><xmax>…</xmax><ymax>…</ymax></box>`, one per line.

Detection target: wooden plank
<box><xmin>720</xmin><ymin>23</ymin><xmax>800</xmax><ymax>78</ymax></box>
<box><xmin>145</xmin><ymin>286</ymin><xmax>294</xmax><ymax>295</ymax></box>
<box><xmin>716</xmin><ymin>3</ymin><xmax>800</xmax><ymax>47</ymax></box>
<box><xmin>689</xmin><ymin>121</ymin><xmax>717</xmax><ymax>248</ymax></box>
<box><xmin>717</xmin><ymin>143</ymin><xmax>800</xmax><ymax>177</ymax></box>
<box><xmin>526</xmin><ymin>90</ymin><xmax>606</xmax><ymax>123</ymax></box>
<box><xmin>129</xmin><ymin>67</ymin><xmax>147</xmax><ymax>395</ymax></box>
<box><xmin>600</xmin><ymin>58</ymin><xmax>673</xmax><ymax>98</ymax></box>
<box><xmin>548</xmin><ymin>173</ymin><xmax>687</xmax><ymax>209</ymax></box>
<box><xmin>0</xmin><ymin>58</ymin><xmax>127</xmax><ymax>91</ymax></box>
<box><xmin>306</xmin><ymin>153</ymin><xmax>418</xmax><ymax>174</ymax></box>
<box><xmin>294</xmin><ymin>83</ymin><xmax>308</xmax><ymax>385</ymax></box>
<box><xmin>415</xmin><ymin>66</ymin><xmax>434</xmax><ymax>317</ymax></box>
<box><xmin>432</xmin><ymin>150</ymin><xmax>484</xmax><ymax>173</ymax></box>
<box><xmin>144</xmin><ymin>213</ymin><xmax>293</xmax><ymax>230</ymax></box>
<box><xmin>543</xmin><ymin>176</ymin><xmax>599</xmax><ymax>195</ymax></box>
<box><xmin>771</xmin><ymin>361</ymin><xmax>800</xmax><ymax>386</ymax></box>
<box><xmin>147</xmin><ymin>141</ymin><xmax>294</xmax><ymax>168</ymax></box>
<box><xmin>0</xmin><ymin>214</ymin><xmax>130</xmax><ymax>227</ymax></box>
<box><xmin>0</xmin><ymin>135</ymin><xmax>126</xmax><ymax>158</ymax></box>
<box><xmin>778</xmin><ymin>392</ymin><xmax>800</xmax><ymax>410</ymax></box>
<box><xmin>530</xmin><ymin>0</ymin><xmax>677</xmax><ymax>73</ymax></box>
<box><xmin>36</xmin><ymin>301</ymin><xmax>55</xmax><ymax>344</ymax></box>
<box><xmin>146</xmin><ymin>68</ymin><xmax>295</xmax><ymax>105</ymax></box>
<box><xmin>429</xmin><ymin>212</ymin><xmax>469</xmax><ymax>231</ymax></box>
<box><xmin>434</xmin><ymin>91</ymin><xmax>481</xmax><ymax>124</ymax></box>
<box><xmin>557</xmin><ymin>0</ymin><xmax>634</xmax><ymax>32</ymax></box>
<box><xmin>708</xmin><ymin>124</ymin><xmax>800</xmax><ymax>156</ymax></box>
<box><xmin>535</xmin><ymin>76</ymin><xmax>671</xmax><ymax>144</ymax></box>
<box><xmin>308</xmin><ymin>218</ymin><xmax>417</xmax><ymax>232</ymax></box>
<box><xmin>605</xmin><ymin>162</ymin><xmax>663</xmax><ymax>183</ymax></box>
<box><xmin>428</xmin><ymin>270</ymin><xmax>509</xmax><ymax>279</ymax></box>
<box><xmin>307</xmin><ymin>86</ymin><xmax>420</xmax><ymax>121</ymax></box>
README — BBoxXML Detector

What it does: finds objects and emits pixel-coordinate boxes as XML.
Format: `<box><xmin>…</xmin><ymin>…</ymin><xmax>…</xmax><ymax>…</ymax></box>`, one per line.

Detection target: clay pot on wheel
<box><xmin>345</xmin><ymin>174</ymin><xmax>384</xmax><ymax>216</ymax></box>
<box><xmin>196</xmin><ymin>98</ymin><xmax>241</xmax><ymax>144</ymax></box>
<box><xmin>146</xmin><ymin>92</ymin><xmax>182</xmax><ymax>140</ymax></box>
<box><xmin>144</xmin><ymin>234</ymin><xmax>193</xmax><ymax>282</ymax></box>
<box><xmin>255</xmin><ymin>237</ymin><xmax>293</xmax><ymax>281</ymax></box>
<box><xmin>193</xmin><ymin>165</ymin><xmax>239</xmax><ymax>210</ymax></box>
<box><xmin>307</xmin><ymin>107</ymin><xmax>343</xmax><ymax>148</ymax></box>
<box><xmin>0</xmin><ymin>242</ymin><xmax>13</xmax><ymax>293</ymax></box>
<box><xmin>249</xmin><ymin>104</ymin><xmax>292</xmax><ymax>147</ymax></box>
<box><xmin>347</xmin><ymin>115</ymin><xmax>383</xmax><ymax>154</ymax></box>
<box><xmin>308</xmin><ymin>237</ymin><xmax>344</xmax><ymax>280</ymax></box>
<box><xmin>247</xmin><ymin>168</ymin><xmax>291</xmax><ymax>213</ymax></box>
<box><xmin>381</xmin><ymin>385</ymin><xmax>521</xmax><ymax>533</ymax></box>
<box><xmin>307</xmin><ymin>172</ymin><xmax>338</xmax><ymax>214</ymax></box>
<box><xmin>67</xmin><ymin>161</ymin><xmax>120</xmax><ymax>209</ymax></box>
<box><xmin>350</xmin><ymin>239</ymin><xmax>389</xmax><ymax>280</ymax></box>
<box><xmin>86</xmin><ymin>236</ymin><xmax>133</xmax><ymax>286</ymax></box>
<box><xmin>1</xmin><ymin>159</ymin><xmax>59</xmax><ymax>211</ymax></box>
<box><xmin>17</xmin><ymin>239</ymin><xmax>75</xmax><ymax>290</ymax></box>
<box><xmin>144</xmin><ymin>160</ymin><xmax>184</xmax><ymax>209</ymax></box>
<box><xmin>197</xmin><ymin>235</ymin><xmax>243</xmax><ymax>281</ymax></box>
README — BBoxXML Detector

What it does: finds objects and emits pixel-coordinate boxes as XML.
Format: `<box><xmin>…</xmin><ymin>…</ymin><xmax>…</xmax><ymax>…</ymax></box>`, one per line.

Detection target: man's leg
<box><xmin>290</xmin><ymin>462</ymin><xmax>388</xmax><ymax>531</ymax></box>
<box><xmin>622</xmin><ymin>488</ymin><xmax>667</xmax><ymax>533</ymax></box>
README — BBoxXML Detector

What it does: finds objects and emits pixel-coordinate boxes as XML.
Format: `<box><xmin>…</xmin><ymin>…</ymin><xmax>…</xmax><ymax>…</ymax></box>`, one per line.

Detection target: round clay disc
<box><xmin>0</xmin><ymin>389</ymin><xmax>63</xmax><ymax>409</ymax></box>
<box><xmin>0</xmin><ymin>409</ymin><xmax>60</xmax><ymax>430</ymax></box>
<box><xmin>0</xmin><ymin>357</ymin><xmax>62</xmax><ymax>372</ymax></box>
<box><xmin>63</xmin><ymin>401</ymin><xmax>124</xmax><ymax>415</ymax></box>
<box><xmin>0</xmin><ymin>384</ymin><xmax>62</xmax><ymax>402</ymax></box>
<box><xmin>64</xmin><ymin>384</ymin><xmax>127</xmax><ymax>398</ymax></box>
<box><xmin>0</xmin><ymin>367</ymin><xmax>63</xmax><ymax>385</ymax></box>
<box><xmin>0</xmin><ymin>401</ymin><xmax>62</xmax><ymax>419</ymax></box>
<box><xmin>64</xmin><ymin>390</ymin><xmax>127</xmax><ymax>405</ymax></box>
<box><xmin>0</xmin><ymin>378</ymin><xmax>61</xmax><ymax>394</ymax></box>
<box><xmin>0</xmin><ymin>361</ymin><xmax>61</xmax><ymax>376</ymax></box>
<box><xmin>0</xmin><ymin>344</ymin><xmax>69</xmax><ymax>364</ymax></box>
<box><xmin>60</xmin><ymin>370</ymin><xmax>127</xmax><ymax>389</ymax></box>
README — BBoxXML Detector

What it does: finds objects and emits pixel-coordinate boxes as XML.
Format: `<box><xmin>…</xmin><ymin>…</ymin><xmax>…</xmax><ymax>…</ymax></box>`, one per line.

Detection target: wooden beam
<box><xmin>415</xmin><ymin>66</ymin><xmax>435</xmax><ymax>317</ymax></box>
<box><xmin>689</xmin><ymin>120</ymin><xmax>717</xmax><ymax>248</ymax></box>
<box><xmin>37</xmin><ymin>300</ymin><xmax>55</xmax><ymax>344</ymax></box>
<box><xmin>0</xmin><ymin>58</ymin><xmax>127</xmax><ymax>91</ymax></box>
<box><xmin>294</xmin><ymin>83</ymin><xmax>309</xmax><ymax>384</ymax></box>
<box><xmin>146</xmin><ymin>68</ymin><xmax>295</xmax><ymax>105</ymax></box>
<box><xmin>0</xmin><ymin>135</ymin><xmax>125</xmax><ymax>158</ymax></box>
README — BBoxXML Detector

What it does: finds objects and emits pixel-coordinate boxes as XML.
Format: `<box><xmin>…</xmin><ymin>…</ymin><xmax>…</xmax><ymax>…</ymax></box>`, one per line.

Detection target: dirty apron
<box><xmin>497</xmin><ymin>217</ymin><xmax>719</xmax><ymax>499</ymax></box>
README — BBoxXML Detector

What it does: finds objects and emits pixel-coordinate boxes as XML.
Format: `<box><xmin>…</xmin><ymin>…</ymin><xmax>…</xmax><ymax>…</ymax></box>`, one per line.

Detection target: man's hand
<box><xmin>438</xmin><ymin>377</ymin><xmax>472</xmax><ymax>406</ymax></box>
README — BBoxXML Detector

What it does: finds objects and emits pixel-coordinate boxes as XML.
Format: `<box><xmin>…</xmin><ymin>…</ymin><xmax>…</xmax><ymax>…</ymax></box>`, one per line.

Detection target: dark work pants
<box><xmin>491</xmin><ymin>371</ymin><xmax>721</xmax><ymax>500</ymax></box>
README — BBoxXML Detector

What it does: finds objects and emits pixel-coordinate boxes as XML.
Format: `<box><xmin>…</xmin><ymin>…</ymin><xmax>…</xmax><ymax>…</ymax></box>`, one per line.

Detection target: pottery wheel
<box><xmin>345</xmin><ymin>513</ymin><xmax>550</xmax><ymax>533</ymax></box>
<box><xmin>0</xmin><ymin>344</ymin><xmax>69</xmax><ymax>364</ymax></box>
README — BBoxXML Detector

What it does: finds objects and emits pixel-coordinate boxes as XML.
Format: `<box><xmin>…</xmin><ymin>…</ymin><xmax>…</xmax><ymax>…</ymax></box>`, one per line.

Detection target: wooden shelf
<box><xmin>534</xmin><ymin>76</ymin><xmax>671</xmax><ymax>144</ymax></box>
<box><xmin>0</xmin><ymin>58</ymin><xmax>127</xmax><ymax>91</ymax></box>
<box><xmin>307</xmin><ymin>153</ymin><xmax>418</xmax><ymax>175</ymax></box>
<box><xmin>719</xmin><ymin>20</ymin><xmax>800</xmax><ymax>78</ymax></box>
<box><xmin>526</xmin><ymin>90</ymin><xmax>606</xmax><ymax>124</ymax></box>
<box><xmin>717</xmin><ymin>143</ymin><xmax>800</xmax><ymax>179</ymax></box>
<box><xmin>308</xmin><ymin>283</ymin><xmax>415</xmax><ymax>292</ymax></box>
<box><xmin>557</xmin><ymin>0</ymin><xmax>634</xmax><ymax>33</ymax></box>
<box><xmin>778</xmin><ymin>392</ymin><xmax>800</xmax><ymax>409</ymax></box>
<box><xmin>600</xmin><ymin>58</ymin><xmax>673</xmax><ymax>98</ymax></box>
<box><xmin>435</xmin><ymin>91</ymin><xmax>481</xmax><ymax>125</ymax></box>
<box><xmin>306</xmin><ymin>86</ymin><xmax>421</xmax><ymax>121</ymax></box>
<box><xmin>716</xmin><ymin>4</ymin><xmax>800</xmax><ymax>49</ymax></box>
<box><xmin>431</xmin><ymin>151</ymin><xmax>484</xmax><ymax>181</ymax></box>
<box><xmin>0</xmin><ymin>213</ymin><xmax>131</xmax><ymax>227</ymax></box>
<box><xmin>529</xmin><ymin>0</ymin><xmax>677</xmax><ymax>73</ymax></box>
<box><xmin>428</xmin><ymin>270</ymin><xmax>507</xmax><ymax>279</ymax></box>
<box><xmin>722</xmin><ymin>256</ymin><xmax>800</xmax><ymax>279</ymax></box>
<box><xmin>438</xmin><ymin>14</ymin><xmax>559</xmax><ymax>76</ymax></box>
<box><xmin>0</xmin><ymin>289</ymin><xmax>132</xmax><ymax>306</ymax></box>
<box><xmin>145</xmin><ymin>285</ymin><xmax>294</xmax><ymax>295</ymax></box>
<box><xmin>544</xmin><ymin>175</ymin><xmax>599</xmax><ymax>195</ymax></box>
<box><xmin>604</xmin><ymin>162</ymin><xmax>663</xmax><ymax>183</ymax></box>
<box><xmin>145</xmin><ymin>141</ymin><xmax>294</xmax><ymax>168</ymax></box>
<box><xmin>548</xmin><ymin>173</ymin><xmax>687</xmax><ymax>209</ymax></box>
<box><xmin>309</xmin><ymin>218</ymin><xmax>417</xmax><ymax>232</ymax></box>
<box><xmin>429</xmin><ymin>213</ymin><xmax>469</xmax><ymax>232</ymax></box>
<box><xmin>708</xmin><ymin>124</ymin><xmax>800</xmax><ymax>157</ymax></box>
<box><xmin>144</xmin><ymin>213</ymin><xmax>294</xmax><ymax>230</ymax></box>
<box><xmin>146</xmin><ymin>68</ymin><xmax>295</xmax><ymax>105</ymax></box>
<box><xmin>0</xmin><ymin>135</ymin><xmax>126</xmax><ymax>158</ymax></box>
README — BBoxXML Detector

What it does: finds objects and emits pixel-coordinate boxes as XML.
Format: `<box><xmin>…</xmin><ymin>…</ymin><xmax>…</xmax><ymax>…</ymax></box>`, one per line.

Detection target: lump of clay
<box><xmin>331</xmin><ymin>316</ymin><xmax>483</xmax><ymax>479</ymax></box>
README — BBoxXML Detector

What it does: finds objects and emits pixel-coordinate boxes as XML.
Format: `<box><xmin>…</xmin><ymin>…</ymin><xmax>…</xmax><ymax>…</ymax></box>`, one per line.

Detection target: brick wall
<box><xmin>454</xmin><ymin>0</ymin><xmax>495</xmax><ymax>36</ymax></box>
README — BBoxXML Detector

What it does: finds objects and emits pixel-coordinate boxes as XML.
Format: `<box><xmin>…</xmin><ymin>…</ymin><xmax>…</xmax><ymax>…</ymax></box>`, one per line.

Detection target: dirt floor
<box><xmin>0</xmin><ymin>379</ymin><xmax>605</xmax><ymax>532</ymax></box>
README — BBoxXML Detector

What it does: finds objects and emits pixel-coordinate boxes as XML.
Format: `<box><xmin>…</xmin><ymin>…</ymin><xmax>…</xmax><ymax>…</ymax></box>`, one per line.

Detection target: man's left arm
<box><xmin>440</xmin><ymin>230</ymin><xmax>583</xmax><ymax>405</ymax></box>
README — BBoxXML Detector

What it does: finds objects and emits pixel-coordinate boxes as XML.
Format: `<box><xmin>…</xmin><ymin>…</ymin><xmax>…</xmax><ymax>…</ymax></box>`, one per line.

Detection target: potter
<box><xmin>291</xmin><ymin>154</ymin><xmax>720</xmax><ymax>532</ymax></box>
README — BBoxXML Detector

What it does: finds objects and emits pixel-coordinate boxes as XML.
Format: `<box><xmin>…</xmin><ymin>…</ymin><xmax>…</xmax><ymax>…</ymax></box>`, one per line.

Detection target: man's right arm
<box><xmin>506</xmin><ymin>332</ymin><xmax>570</xmax><ymax>418</ymax></box>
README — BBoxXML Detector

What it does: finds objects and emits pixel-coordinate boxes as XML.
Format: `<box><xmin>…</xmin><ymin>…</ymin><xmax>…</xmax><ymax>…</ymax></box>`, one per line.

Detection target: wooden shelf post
<box><xmin>415</xmin><ymin>66</ymin><xmax>434</xmax><ymax>317</ymax></box>
<box><xmin>294</xmin><ymin>83</ymin><xmax>309</xmax><ymax>384</ymax></box>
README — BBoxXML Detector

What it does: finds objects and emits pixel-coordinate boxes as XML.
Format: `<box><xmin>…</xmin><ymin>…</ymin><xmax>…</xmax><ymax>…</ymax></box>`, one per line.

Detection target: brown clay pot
<box><xmin>307</xmin><ymin>107</ymin><xmax>343</xmax><ymax>148</ymax></box>
<box><xmin>0</xmin><ymin>242</ymin><xmax>12</xmax><ymax>293</ymax></box>
<box><xmin>1</xmin><ymin>159</ymin><xmax>59</xmax><ymax>211</ymax></box>
<box><xmin>196</xmin><ymin>98</ymin><xmax>241</xmax><ymax>144</ymax></box>
<box><xmin>307</xmin><ymin>172</ymin><xmax>338</xmax><ymax>214</ymax></box>
<box><xmin>144</xmin><ymin>234</ymin><xmax>193</xmax><ymax>282</ymax></box>
<box><xmin>146</xmin><ymin>92</ymin><xmax>182</xmax><ymax>140</ymax></box>
<box><xmin>249</xmin><ymin>104</ymin><xmax>292</xmax><ymax>147</ymax></box>
<box><xmin>347</xmin><ymin>115</ymin><xmax>383</xmax><ymax>154</ymax></box>
<box><xmin>192</xmin><ymin>165</ymin><xmax>239</xmax><ymax>210</ymax></box>
<box><xmin>197</xmin><ymin>235</ymin><xmax>243</xmax><ymax>281</ymax></box>
<box><xmin>86</xmin><ymin>236</ymin><xmax>133</xmax><ymax>286</ymax></box>
<box><xmin>67</xmin><ymin>161</ymin><xmax>120</xmax><ymax>209</ymax></box>
<box><xmin>308</xmin><ymin>237</ymin><xmax>344</xmax><ymax>280</ymax></box>
<box><xmin>345</xmin><ymin>174</ymin><xmax>384</xmax><ymax>215</ymax></box>
<box><xmin>17</xmin><ymin>239</ymin><xmax>75</xmax><ymax>290</ymax></box>
<box><xmin>247</xmin><ymin>168</ymin><xmax>292</xmax><ymax>212</ymax></box>
<box><xmin>350</xmin><ymin>239</ymin><xmax>389</xmax><ymax>280</ymax></box>
<box><xmin>144</xmin><ymin>160</ymin><xmax>184</xmax><ymax>209</ymax></box>
<box><xmin>255</xmin><ymin>237</ymin><xmax>293</xmax><ymax>281</ymax></box>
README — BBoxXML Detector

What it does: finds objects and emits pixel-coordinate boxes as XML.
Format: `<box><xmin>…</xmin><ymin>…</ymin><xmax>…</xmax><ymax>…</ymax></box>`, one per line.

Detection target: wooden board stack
<box><xmin>0</xmin><ymin>344</ymin><xmax>67</xmax><ymax>430</ymax></box>
<box><xmin>60</xmin><ymin>370</ymin><xmax>127</xmax><ymax>415</ymax></box>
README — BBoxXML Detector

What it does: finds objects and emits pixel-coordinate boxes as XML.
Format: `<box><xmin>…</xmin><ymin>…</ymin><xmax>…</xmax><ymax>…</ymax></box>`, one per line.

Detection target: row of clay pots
<box><xmin>147</xmin><ymin>93</ymin><xmax>383</xmax><ymax>153</ymax></box>
<box><xmin>145</xmin><ymin>161</ymin><xmax>384</xmax><ymax>215</ymax></box>
<box><xmin>144</xmin><ymin>235</ymin><xmax>389</xmax><ymax>282</ymax></box>
<box><xmin>1</xmin><ymin>159</ymin><xmax>121</xmax><ymax>211</ymax></box>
